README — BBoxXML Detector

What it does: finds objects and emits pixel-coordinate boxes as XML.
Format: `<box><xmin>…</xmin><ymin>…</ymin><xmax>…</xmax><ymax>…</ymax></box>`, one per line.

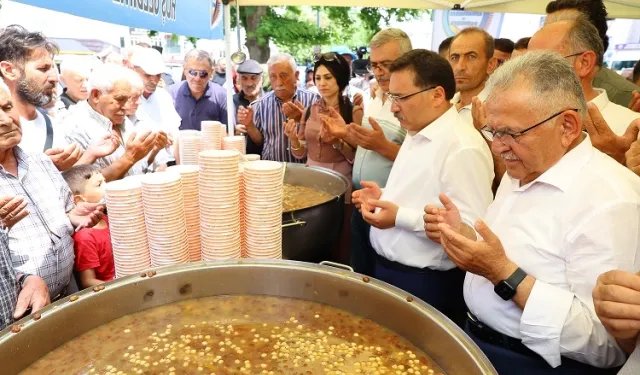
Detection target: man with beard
<box><xmin>130</xmin><ymin>47</ymin><xmax>179</xmax><ymax>162</ymax></box>
<box><xmin>234</xmin><ymin>59</ymin><xmax>264</xmax><ymax>155</ymax></box>
<box><xmin>0</xmin><ymin>26</ymin><xmax>82</xmax><ymax>171</ymax></box>
<box><xmin>448</xmin><ymin>27</ymin><xmax>497</xmax><ymax>127</ymax></box>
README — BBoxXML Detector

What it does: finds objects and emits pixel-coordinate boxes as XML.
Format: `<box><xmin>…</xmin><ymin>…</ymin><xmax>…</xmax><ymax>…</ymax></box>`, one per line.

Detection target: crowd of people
<box><xmin>1</xmin><ymin>0</ymin><xmax>640</xmax><ymax>373</ymax></box>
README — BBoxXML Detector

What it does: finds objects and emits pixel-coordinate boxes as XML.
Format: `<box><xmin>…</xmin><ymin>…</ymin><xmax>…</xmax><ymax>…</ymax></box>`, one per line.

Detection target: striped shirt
<box><xmin>352</xmin><ymin>90</ymin><xmax>406</xmax><ymax>189</ymax></box>
<box><xmin>0</xmin><ymin>230</ymin><xmax>18</xmax><ymax>330</ymax></box>
<box><xmin>252</xmin><ymin>89</ymin><xmax>320</xmax><ymax>163</ymax></box>
<box><xmin>0</xmin><ymin>147</ymin><xmax>75</xmax><ymax>298</ymax></box>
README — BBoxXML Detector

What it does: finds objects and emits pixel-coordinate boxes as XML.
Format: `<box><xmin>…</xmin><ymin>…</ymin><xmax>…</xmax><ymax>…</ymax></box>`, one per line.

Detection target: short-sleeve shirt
<box><xmin>73</xmin><ymin>216</ymin><xmax>114</xmax><ymax>282</ymax></box>
<box><xmin>170</xmin><ymin>81</ymin><xmax>228</xmax><ymax>130</ymax></box>
<box><xmin>0</xmin><ymin>230</ymin><xmax>18</xmax><ymax>330</ymax></box>
<box><xmin>252</xmin><ymin>89</ymin><xmax>320</xmax><ymax>163</ymax></box>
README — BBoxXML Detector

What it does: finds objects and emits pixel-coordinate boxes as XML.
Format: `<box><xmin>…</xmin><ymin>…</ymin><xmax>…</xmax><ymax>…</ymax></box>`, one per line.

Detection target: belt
<box><xmin>375</xmin><ymin>254</ymin><xmax>431</xmax><ymax>273</ymax></box>
<box><xmin>466</xmin><ymin>312</ymin><xmax>537</xmax><ymax>357</ymax></box>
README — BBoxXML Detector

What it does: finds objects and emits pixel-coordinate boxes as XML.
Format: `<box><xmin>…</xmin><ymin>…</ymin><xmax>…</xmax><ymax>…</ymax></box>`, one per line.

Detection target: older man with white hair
<box><xmin>243</xmin><ymin>53</ymin><xmax>319</xmax><ymax>162</ymax></box>
<box><xmin>61</xmin><ymin>64</ymin><xmax>161</xmax><ymax>181</ymax></box>
<box><xmin>59</xmin><ymin>56</ymin><xmax>91</xmax><ymax>109</ymax></box>
<box><xmin>430</xmin><ymin>51</ymin><xmax>640</xmax><ymax>374</ymax></box>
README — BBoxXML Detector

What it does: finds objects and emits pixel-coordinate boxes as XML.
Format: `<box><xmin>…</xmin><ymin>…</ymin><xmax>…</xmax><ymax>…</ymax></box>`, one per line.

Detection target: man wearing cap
<box><xmin>131</xmin><ymin>48</ymin><xmax>181</xmax><ymax>144</ymax></box>
<box><xmin>234</xmin><ymin>59</ymin><xmax>264</xmax><ymax>156</ymax></box>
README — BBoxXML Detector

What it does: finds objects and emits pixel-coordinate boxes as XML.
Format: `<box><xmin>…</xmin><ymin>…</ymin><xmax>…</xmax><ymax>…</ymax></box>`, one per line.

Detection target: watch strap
<box><xmin>506</xmin><ymin>267</ymin><xmax>527</xmax><ymax>289</ymax></box>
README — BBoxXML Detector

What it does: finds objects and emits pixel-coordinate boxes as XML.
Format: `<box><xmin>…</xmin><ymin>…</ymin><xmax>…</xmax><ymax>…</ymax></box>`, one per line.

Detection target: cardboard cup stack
<box><xmin>243</xmin><ymin>161</ymin><xmax>285</xmax><ymax>259</ymax></box>
<box><xmin>105</xmin><ymin>178</ymin><xmax>151</xmax><ymax>277</ymax></box>
<box><xmin>223</xmin><ymin>135</ymin><xmax>247</xmax><ymax>155</ymax></box>
<box><xmin>178</xmin><ymin>130</ymin><xmax>201</xmax><ymax>166</ymax></box>
<box><xmin>141</xmin><ymin>172</ymin><xmax>190</xmax><ymax>266</ymax></box>
<box><xmin>201</xmin><ymin>121</ymin><xmax>223</xmax><ymax>151</ymax></box>
<box><xmin>166</xmin><ymin>165</ymin><xmax>201</xmax><ymax>262</ymax></box>
<box><xmin>198</xmin><ymin>150</ymin><xmax>242</xmax><ymax>260</ymax></box>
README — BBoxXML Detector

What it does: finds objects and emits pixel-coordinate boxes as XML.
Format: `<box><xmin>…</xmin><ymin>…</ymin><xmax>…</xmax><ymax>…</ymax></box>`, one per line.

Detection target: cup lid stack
<box><xmin>198</xmin><ymin>150</ymin><xmax>242</xmax><ymax>260</ymax></box>
<box><xmin>105</xmin><ymin>178</ymin><xmax>150</xmax><ymax>277</ymax></box>
<box><xmin>201</xmin><ymin>121</ymin><xmax>223</xmax><ymax>151</ymax></box>
<box><xmin>178</xmin><ymin>130</ymin><xmax>201</xmax><ymax>166</ymax></box>
<box><xmin>166</xmin><ymin>165</ymin><xmax>201</xmax><ymax>262</ymax></box>
<box><xmin>243</xmin><ymin>161</ymin><xmax>285</xmax><ymax>259</ymax></box>
<box><xmin>141</xmin><ymin>172</ymin><xmax>190</xmax><ymax>267</ymax></box>
<box><xmin>223</xmin><ymin>136</ymin><xmax>247</xmax><ymax>155</ymax></box>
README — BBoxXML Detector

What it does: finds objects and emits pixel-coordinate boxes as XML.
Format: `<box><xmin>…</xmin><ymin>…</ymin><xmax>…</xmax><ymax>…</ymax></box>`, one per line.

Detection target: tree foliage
<box><xmin>231</xmin><ymin>6</ymin><xmax>427</xmax><ymax>63</ymax></box>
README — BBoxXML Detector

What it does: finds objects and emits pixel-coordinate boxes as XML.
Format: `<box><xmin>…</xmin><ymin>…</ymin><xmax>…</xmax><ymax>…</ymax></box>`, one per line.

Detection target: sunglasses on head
<box><xmin>188</xmin><ymin>69</ymin><xmax>209</xmax><ymax>78</ymax></box>
<box><xmin>314</xmin><ymin>52</ymin><xmax>338</xmax><ymax>63</ymax></box>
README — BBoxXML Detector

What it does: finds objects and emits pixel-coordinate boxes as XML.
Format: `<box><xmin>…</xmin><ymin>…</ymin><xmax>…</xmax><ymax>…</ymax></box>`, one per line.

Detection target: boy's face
<box><xmin>77</xmin><ymin>173</ymin><xmax>106</xmax><ymax>204</ymax></box>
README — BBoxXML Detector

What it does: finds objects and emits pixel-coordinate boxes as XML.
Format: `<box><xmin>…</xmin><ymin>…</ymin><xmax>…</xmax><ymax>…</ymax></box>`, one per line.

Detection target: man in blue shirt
<box><xmin>169</xmin><ymin>49</ymin><xmax>227</xmax><ymax>130</ymax></box>
<box><xmin>243</xmin><ymin>54</ymin><xmax>319</xmax><ymax>163</ymax></box>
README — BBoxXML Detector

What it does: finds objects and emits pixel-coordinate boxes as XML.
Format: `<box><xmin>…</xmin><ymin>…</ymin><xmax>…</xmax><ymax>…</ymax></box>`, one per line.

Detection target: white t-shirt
<box><xmin>19</xmin><ymin>111</ymin><xmax>48</xmax><ymax>153</ymax></box>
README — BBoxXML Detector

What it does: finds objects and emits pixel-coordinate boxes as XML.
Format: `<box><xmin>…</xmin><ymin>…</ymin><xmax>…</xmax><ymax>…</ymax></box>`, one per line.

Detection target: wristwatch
<box><xmin>332</xmin><ymin>141</ymin><xmax>344</xmax><ymax>151</ymax></box>
<box><xmin>494</xmin><ymin>267</ymin><xmax>527</xmax><ymax>301</ymax></box>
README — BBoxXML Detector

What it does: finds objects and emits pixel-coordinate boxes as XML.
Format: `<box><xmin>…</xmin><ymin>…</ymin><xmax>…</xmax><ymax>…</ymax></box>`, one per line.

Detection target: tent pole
<box><xmin>224</xmin><ymin>1</ymin><xmax>234</xmax><ymax>138</ymax></box>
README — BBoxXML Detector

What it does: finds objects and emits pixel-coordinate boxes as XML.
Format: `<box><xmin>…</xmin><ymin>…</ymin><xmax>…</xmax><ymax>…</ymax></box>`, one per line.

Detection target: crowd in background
<box><xmin>2</xmin><ymin>0</ymin><xmax>640</xmax><ymax>374</ymax></box>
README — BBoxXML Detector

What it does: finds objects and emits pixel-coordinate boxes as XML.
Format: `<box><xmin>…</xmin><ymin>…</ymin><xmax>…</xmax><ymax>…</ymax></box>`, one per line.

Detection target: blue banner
<box><xmin>13</xmin><ymin>0</ymin><xmax>224</xmax><ymax>40</ymax></box>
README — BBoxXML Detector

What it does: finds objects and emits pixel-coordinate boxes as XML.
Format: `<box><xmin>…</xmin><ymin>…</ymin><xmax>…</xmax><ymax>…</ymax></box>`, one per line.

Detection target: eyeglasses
<box><xmin>563</xmin><ymin>51</ymin><xmax>587</xmax><ymax>59</ymax></box>
<box><xmin>314</xmin><ymin>52</ymin><xmax>338</xmax><ymax>62</ymax></box>
<box><xmin>188</xmin><ymin>69</ymin><xmax>209</xmax><ymax>79</ymax></box>
<box><xmin>481</xmin><ymin>108</ymin><xmax>579</xmax><ymax>144</ymax></box>
<box><xmin>387</xmin><ymin>86</ymin><xmax>437</xmax><ymax>106</ymax></box>
<box><xmin>367</xmin><ymin>61</ymin><xmax>393</xmax><ymax>73</ymax></box>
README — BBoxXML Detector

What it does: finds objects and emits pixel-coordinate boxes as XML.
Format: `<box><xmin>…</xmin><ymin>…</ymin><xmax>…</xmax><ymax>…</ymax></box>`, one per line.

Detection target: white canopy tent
<box><xmin>233</xmin><ymin>0</ymin><xmax>640</xmax><ymax>19</ymax></box>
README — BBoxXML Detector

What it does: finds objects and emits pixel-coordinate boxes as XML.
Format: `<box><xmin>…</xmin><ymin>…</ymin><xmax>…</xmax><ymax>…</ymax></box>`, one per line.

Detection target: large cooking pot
<box><xmin>282</xmin><ymin>164</ymin><xmax>349</xmax><ymax>262</ymax></box>
<box><xmin>0</xmin><ymin>260</ymin><xmax>496</xmax><ymax>375</ymax></box>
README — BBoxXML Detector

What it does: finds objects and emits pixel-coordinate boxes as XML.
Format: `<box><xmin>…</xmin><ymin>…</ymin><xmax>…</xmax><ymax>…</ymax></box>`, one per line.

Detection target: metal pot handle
<box><xmin>320</xmin><ymin>261</ymin><xmax>354</xmax><ymax>272</ymax></box>
<box><xmin>282</xmin><ymin>212</ymin><xmax>306</xmax><ymax>228</ymax></box>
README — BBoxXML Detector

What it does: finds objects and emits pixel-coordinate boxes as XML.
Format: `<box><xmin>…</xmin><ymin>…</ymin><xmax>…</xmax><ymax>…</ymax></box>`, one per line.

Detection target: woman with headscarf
<box><xmin>283</xmin><ymin>52</ymin><xmax>363</xmax><ymax>262</ymax></box>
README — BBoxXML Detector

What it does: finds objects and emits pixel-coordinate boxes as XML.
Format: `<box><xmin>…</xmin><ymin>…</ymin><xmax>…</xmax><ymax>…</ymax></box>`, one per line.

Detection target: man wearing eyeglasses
<box><xmin>354</xmin><ymin>49</ymin><xmax>493</xmax><ymax>328</ymax></box>
<box><xmin>169</xmin><ymin>49</ymin><xmax>227</xmax><ymax>131</ymax></box>
<box><xmin>432</xmin><ymin>51</ymin><xmax>640</xmax><ymax>375</ymax></box>
<box><xmin>529</xmin><ymin>18</ymin><xmax>640</xmax><ymax>166</ymax></box>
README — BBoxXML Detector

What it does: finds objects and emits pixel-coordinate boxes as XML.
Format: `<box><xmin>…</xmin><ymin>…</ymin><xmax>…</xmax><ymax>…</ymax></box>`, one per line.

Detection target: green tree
<box><xmin>231</xmin><ymin>6</ymin><xmax>427</xmax><ymax>64</ymax></box>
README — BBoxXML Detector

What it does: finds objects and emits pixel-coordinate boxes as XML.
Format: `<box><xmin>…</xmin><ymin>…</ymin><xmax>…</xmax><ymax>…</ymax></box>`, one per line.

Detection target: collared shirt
<box><xmin>0</xmin><ymin>230</ymin><xmax>18</xmax><ymax>330</ymax></box>
<box><xmin>170</xmin><ymin>81</ymin><xmax>228</xmax><ymax>131</ymax></box>
<box><xmin>252</xmin><ymin>89</ymin><xmax>320</xmax><ymax>163</ymax></box>
<box><xmin>594</xmin><ymin>66</ymin><xmax>640</xmax><ymax>108</ymax></box>
<box><xmin>451</xmin><ymin>88</ymin><xmax>489</xmax><ymax>128</ymax></box>
<box><xmin>139</xmin><ymin>88</ymin><xmax>181</xmax><ymax>137</ymax></box>
<box><xmin>0</xmin><ymin>147</ymin><xmax>75</xmax><ymax>298</ymax></box>
<box><xmin>352</xmin><ymin>89</ymin><xmax>405</xmax><ymax>189</ymax></box>
<box><xmin>233</xmin><ymin>90</ymin><xmax>263</xmax><ymax>156</ymax></box>
<box><xmin>590</xmin><ymin>88</ymin><xmax>640</xmax><ymax>136</ymax></box>
<box><xmin>369</xmin><ymin>106</ymin><xmax>494</xmax><ymax>270</ymax></box>
<box><xmin>464</xmin><ymin>136</ymin><xmax>640</xmax><ymax>368</ymax></box>
<box><xmin>62</xmin><ymin>101</ymin><xmax>148</xmax><ymax>177</ymax></box>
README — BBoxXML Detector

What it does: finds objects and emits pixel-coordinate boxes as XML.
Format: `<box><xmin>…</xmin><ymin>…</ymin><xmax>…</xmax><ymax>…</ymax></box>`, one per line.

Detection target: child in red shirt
<box><xmin>62</xmin><ymin>165</ymin><xmax>114</xmax><ymax>289</ymax></box>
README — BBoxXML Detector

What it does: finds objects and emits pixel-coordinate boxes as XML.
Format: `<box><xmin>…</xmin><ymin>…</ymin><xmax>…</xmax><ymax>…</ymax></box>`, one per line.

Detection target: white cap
<box><xmin>130</xmin><ymin>48</ymin><xmax>165</xmax><ymax>75</ymax></box>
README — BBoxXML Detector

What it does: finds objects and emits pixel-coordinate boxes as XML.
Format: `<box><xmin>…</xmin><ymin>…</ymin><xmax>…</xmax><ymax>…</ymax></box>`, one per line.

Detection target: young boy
<box><xmin>62</xmin><ymin>165</ymin><xmax>114</xmax><ymax>289</ymax></box>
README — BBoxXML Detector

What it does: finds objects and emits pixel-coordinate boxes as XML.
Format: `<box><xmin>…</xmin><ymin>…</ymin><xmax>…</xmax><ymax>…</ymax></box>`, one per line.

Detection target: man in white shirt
<box><xmin>448</xmin><ymin>27</ymin><xmax>497</xmax><ymax>127</ymax></box>
<box><xmin>434</xmin><ymin>51</ymin><xmax>640</xmax><ymax>374</ymax></box>
<box><xmin>352</xmin><ymin>49</ymin><xmax>494</xmax><ymax>327</ymax></box>
<box><xmin>347</xmin><ymin>28</ymin><xmax>411</xmax><ymax>277</ymax></box>
<box><xmin>529</xmin><ymin>17</ymin><xmax>640</xmax><ymax>166</ymax></box>
<box><xmin>130</xmin><ymin>47</ymin><xmax>180</xmax><ymax>160</ymax></box>
<box><xmin>62</xmin><ymin>64</ymin><xmax>160</xmax><ymax>182</ymax></box>
<box><xmin>0</xmin><ymin>25</ymin><xmax>82</xmax><ymax>170</ymax></box>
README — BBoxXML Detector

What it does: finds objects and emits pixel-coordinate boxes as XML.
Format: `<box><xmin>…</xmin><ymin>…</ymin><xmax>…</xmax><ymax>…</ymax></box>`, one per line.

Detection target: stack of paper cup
<box><xmin>243</xmin><ymin>161</ymin><xmax>285</xmax><ymax>259</ymax></box>
<box><xmin>239</xmin><ymin>163</ymin><xmax>246</xmax><ymax>257</ymax></box>
<box><xmin>201</xmin><ymin>121</ymin><xmax>223</xmax><ymax>151</ymax></box>
<box><xmin>245</xmin><ymin>154</ymin><xmax>261</xmax><ymax>162</ymax></box>
<box><xmin>105</xmin><ymin>178</ymin><xmax>150</xmax><ymax>277</ymax></box>
<box><xmin>199</xmin><ymin>150</ymin><xmax>242</xmax><ymax>260</ymax></box>
<box><xmin>178</xmin><ymin>130</ymin><xmax>201</xmax><ymax>166</ymax></box>
<box><xmin>166</xmin><ymin>165</ymin><xmax>201</xmax><ymax>262</ymax></box>
<box><xmin>141</xmin><ymin>172</ymin><xmax>190</xmax><ymax>266</ymax></box>
<box><xmin>223</xmin><ymin>136</ymin><xmax>247</xmax><ymax>155</ymax></box>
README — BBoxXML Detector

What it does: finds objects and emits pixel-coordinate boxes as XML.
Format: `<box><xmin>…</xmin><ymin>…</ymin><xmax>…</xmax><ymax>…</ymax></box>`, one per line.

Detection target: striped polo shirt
<box><xmin>352</xmin><ymin>90</ymin><xmax>406</xmax><ymax>189</ymax></box>
<box><xmin>253</xmin><ymin>89</ymin><xmax>320</xmax><ymax>163</ymax></box>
